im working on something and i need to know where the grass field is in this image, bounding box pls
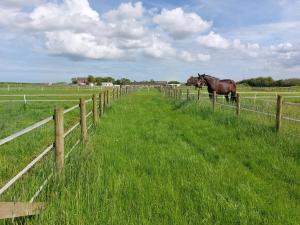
[9,90,296,225]
[0,87,299,224]
[0,88,98,198]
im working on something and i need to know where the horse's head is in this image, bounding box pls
[186,76,200,89]
[197,73,206,87]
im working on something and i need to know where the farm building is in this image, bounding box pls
[72,77,88,85]
[101,82,114,87]
[167,83,181,87]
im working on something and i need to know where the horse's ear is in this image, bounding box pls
[198,73,201,77]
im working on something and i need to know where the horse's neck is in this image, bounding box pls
[205,76,218,89]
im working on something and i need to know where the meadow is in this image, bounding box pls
[0,86,299,224]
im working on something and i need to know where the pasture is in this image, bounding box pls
[0,86,299,224]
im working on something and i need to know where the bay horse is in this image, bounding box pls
[186,76,202,89]
[197,73,237,102]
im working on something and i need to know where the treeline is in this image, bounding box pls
[237,77,300,87]
[72,75,180,85]
[90,76,131,85]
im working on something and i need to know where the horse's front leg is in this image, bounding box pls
[225,95,229,102]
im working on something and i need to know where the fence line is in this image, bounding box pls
[86,111,93,118]
[65,140,81,160]
[0,94,94,97]
[29,172,53,203]
[0,86,137,216]
[0,103,82,147]
[161,87,300,133]
[64,122,80,138]
[282,116,300,123]
[0,144,54,195]
[0,117,53,146]
[0,100,80,103]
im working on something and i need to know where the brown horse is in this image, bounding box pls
[186,76,202,89]
[198,73,237,102]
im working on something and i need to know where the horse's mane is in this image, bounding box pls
[203,74,219,80]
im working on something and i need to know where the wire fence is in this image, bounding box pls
[160,87,300,136]
[0,86,137,219]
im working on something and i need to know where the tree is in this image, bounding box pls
[237,76,300,87]
[114,78,131,85]
[71,78,77,84]
[168,81,180,84]
[87,75,96,84]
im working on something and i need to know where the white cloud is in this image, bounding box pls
[232,39,260,57]
[153,7,211,39]
[269,42,298,60]
[28,0,101,32]
[143,35,176,58]
[178,51,210,62]
[0,0,102,32]
[197,31,230,49]
[0,0,298,71]
[270,42,293,52]
[0,0,40,8]
[104,2,143,21]
[45,31,123,60]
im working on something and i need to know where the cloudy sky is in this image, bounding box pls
[0,0,300,82]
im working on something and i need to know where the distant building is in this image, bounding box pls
[113,84,121,87]
[101,82,114,87]
[73,77,88,85]
[167,83,181,87]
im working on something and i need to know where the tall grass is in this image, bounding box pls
[11,90,298,225]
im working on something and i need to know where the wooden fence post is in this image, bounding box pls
[92,94,98,125]
[99,92,103,117]
[276,95,283,132]
[106,90,109,105]
[103,91,106,111]
[197,89,200,101]
[236,93,240,116]
[112,89,115,101]
[187,89,189,100]
[213,91,216,112]
[80,98,87,141]
[54,108,64,174]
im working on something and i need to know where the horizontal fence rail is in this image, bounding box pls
[0,117,53,146]
[0,144,54,195]
[0,86,138,219]
[161,87,300,133]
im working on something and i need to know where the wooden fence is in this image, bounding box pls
[0,86,136,220]
[160,87,300,133]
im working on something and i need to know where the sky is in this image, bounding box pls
[0,0,300,83]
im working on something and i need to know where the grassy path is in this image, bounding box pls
[33,90,299,225]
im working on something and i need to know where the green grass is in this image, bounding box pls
[17,90,299,225]
[0,89,98,196]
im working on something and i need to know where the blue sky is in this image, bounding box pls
[0,0,299,83]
